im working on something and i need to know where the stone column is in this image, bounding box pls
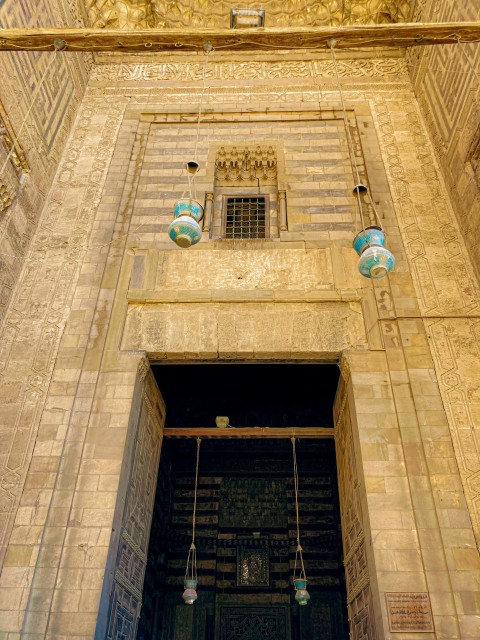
[278,190,287,231]
[203,191,214,233]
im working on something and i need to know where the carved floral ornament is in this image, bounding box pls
[86,0,414,29]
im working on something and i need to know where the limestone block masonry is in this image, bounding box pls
[0,45,478,640]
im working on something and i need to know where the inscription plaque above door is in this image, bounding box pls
[219,478,287,528]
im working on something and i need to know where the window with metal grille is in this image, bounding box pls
[225,196,267,239]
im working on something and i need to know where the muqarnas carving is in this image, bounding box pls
[215,145,277,185]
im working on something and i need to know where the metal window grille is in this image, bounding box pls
[225,196,266,239]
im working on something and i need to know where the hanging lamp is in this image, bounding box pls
[168,43,212,248]
[168,161,204,248]
[327,38,395,280]
[182,437,202,604]
[291,437,310,606]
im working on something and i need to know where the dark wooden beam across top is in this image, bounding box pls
[0,22,478,53]
[163,428,334,439]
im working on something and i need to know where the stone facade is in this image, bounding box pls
[0,6,479,639]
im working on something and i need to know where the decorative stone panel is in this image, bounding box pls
[121,301,366,359]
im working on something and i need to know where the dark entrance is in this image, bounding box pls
[137,363,348,640]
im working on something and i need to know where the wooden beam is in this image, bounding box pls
[0,22,478,53]
[163,427,334,439]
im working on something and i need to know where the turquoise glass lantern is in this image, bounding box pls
[295,588,310,606]
[294,579,310,605]
[353,226,395,279]
[168,215,202,248]
[358,245,395,279]
[174,198,204,222]
[168,161,204,248]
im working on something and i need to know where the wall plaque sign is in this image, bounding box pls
[385,593,434,633]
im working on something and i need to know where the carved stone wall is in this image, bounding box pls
[0,0,89,322]
[0,106,29,215]
[371,88,480,553]
[407,0,480,281]
[86,0,414,29]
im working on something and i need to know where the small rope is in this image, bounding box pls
[328,42,368,236]
[291,437,307,581]
[192,436,201,544]
[193,49,210,163]
[185,437,201,583]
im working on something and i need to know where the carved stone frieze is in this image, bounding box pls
[90,58,408,83]
[86,0,414,29]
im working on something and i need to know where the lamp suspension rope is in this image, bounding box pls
[187,42,211,202]
[182,437,201,604]
[328,38,395,279]
[327,38,369,234]
[168,42,211,248]
[291,437,310,605]
[194,46,211,165]
[292,436,306,580]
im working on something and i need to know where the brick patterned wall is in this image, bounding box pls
[135,115,355,242]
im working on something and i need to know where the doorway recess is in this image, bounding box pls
[136,362,347,640]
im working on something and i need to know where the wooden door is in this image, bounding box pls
[217,605,290,640]
[96,365,166,640]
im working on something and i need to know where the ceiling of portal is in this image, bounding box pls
[85,0,415,30]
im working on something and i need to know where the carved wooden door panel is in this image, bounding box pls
[97,365,166,640]
[334,377,376,640]
[217,605,289,640]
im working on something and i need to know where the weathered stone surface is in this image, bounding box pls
[152,248,334,291]
[122,301,366,358]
